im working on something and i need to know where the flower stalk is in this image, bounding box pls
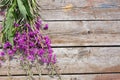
[7,55,12,80]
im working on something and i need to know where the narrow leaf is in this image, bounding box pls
[17,0,28,19]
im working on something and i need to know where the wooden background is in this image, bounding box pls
[0,0,120,80]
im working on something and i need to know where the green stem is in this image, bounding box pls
[50,64,62,80]
[7,55,12,80]
[35,56,42,80]
[35,63,42,80]
[21,61,33,80]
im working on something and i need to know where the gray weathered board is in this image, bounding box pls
[1,21,120,46]
[0,74,120,80]
[0,47,120,75]
[0,8,120,21]
[0,0,120,80]
[38,0,120,9]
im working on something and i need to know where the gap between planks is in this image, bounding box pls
[0,72,120,76]
[1,45,120,49]
[0,74,120,80]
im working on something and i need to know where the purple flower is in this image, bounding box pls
[1,16,56,64]
[35,19,42,30]
[44,36,51,44]
[41,57,47,63]
[3,42,12,49]
[29,49,35,55]
[44,24,48,30]
[13,46,17,52]
[14,22,19,27]
[32,48,38,54]
[29,31,36,37]
[37,17,42,23]
[52,54,57,64]
[48,53,52,63]
[29,41,35,47]
[24,23,30,27]
[48,47,53,54]
[27,55,35,61]
[38,49,45,56]
[0,52,5,57]
[7,50,14,56]
[14,32,21,39]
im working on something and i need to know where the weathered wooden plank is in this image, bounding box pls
[43,21,120,46]
[0,47,120,75]
[50,34,120,46]
[1,21,120,46]
[44,21,120,34]
[41,8,120,20]
[0,74,120,80]
[1,8,120,21]
[38,0,120,9]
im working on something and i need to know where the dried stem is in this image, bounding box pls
[35,62,42,80]
[7,55,12,80]
[50,64,62,80]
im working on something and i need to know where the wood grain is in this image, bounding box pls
[1,21,120,46]
[41,8,120,20]
[1,8,120,21]
[43,21,120,46]
[0,47,120,75]
[0,0,120,79]
[38,0,120,9]
[0,74,120,80]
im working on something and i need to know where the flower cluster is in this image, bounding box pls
[0,18,56,64]
[0,0,61,80]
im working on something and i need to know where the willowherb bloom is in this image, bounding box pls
[14,22,19,27]
[38,49,45,56]
[35,18,42,30]
[0,51,5,57]
[7,49,15,56]
[53,54,57,63]
[27,55,35,61]
[1,17,57,66]
[24,23,30,28]
[44,24,48,30]
[3,42,12,49]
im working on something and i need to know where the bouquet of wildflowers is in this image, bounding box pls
[0,0,61,80]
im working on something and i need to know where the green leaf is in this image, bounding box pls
[17,0,28,19]
[3,6,14,34]
[0,33,3,43]
[22,0,34,20]
[2,0,16,45]
[0,0,10,6]
[8,27,14,46]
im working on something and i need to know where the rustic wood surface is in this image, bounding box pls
[43,21,120,46]
[1,8,120,21]
[37,0,120,20]
[1,21,120,46]
[0,47,120,75]
[0,74,120,80]
[0,0,120,79]
[38,0,120,9]
[41,8,120,20]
